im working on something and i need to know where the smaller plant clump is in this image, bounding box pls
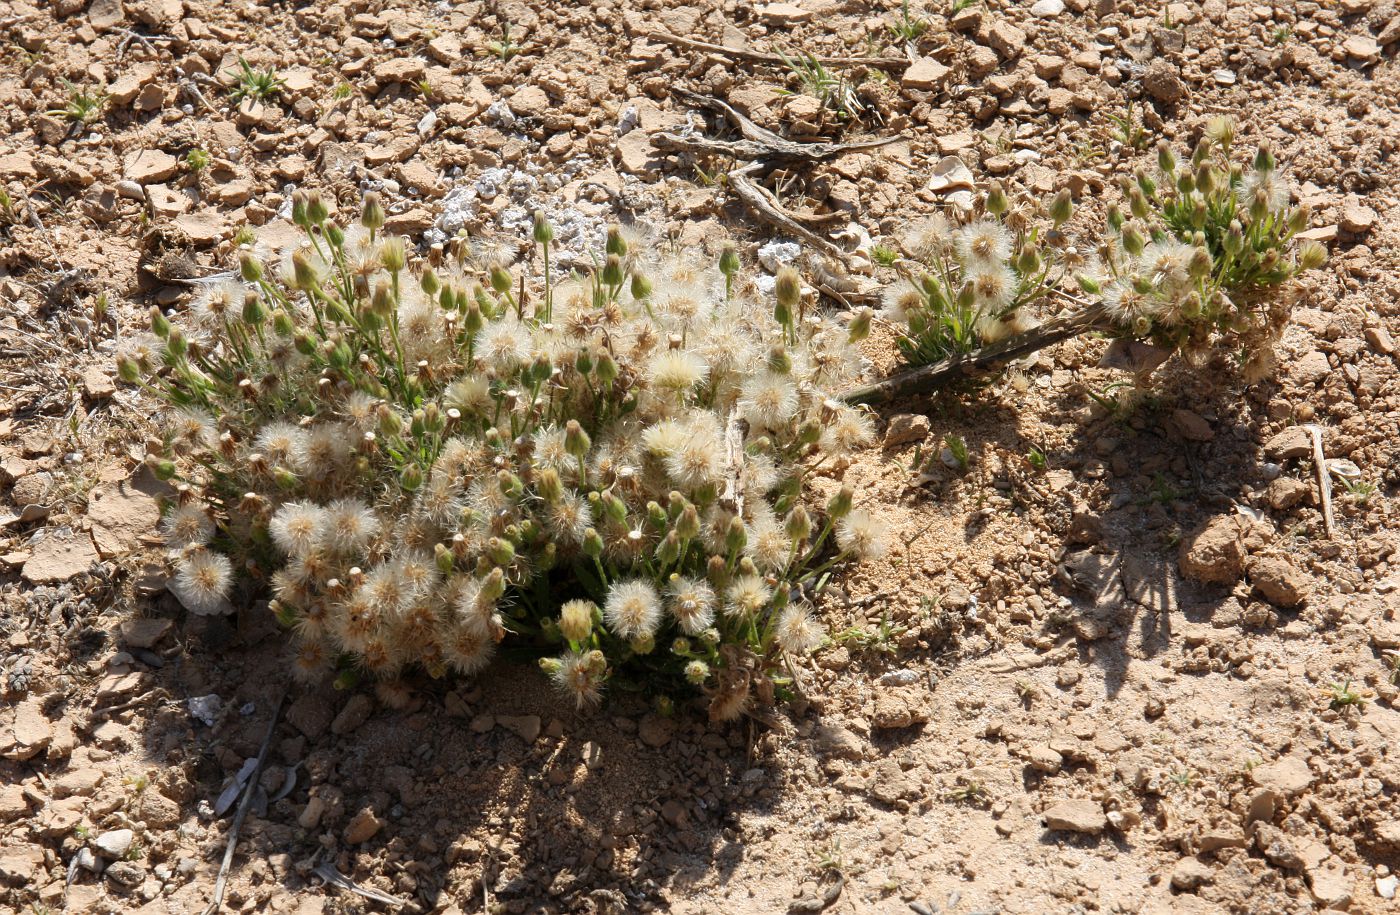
[1081,117,1325,376]
[881,117,1326,384]
[881,182,1075,365]
[48,79,107,123]
[228,57,285,105]
[119,193,884,719]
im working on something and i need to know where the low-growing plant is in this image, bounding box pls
[870,243,899,268]
[878,117,1326,388]
[487,20,522,62]
[888,0,929,42]
[777,47,865,122]
[1107,99,1150,152]
[48,79,106,123]
[228,57,284,104]
[881,183,1074,367]
[118,193,885,719]
[186,149,211,173]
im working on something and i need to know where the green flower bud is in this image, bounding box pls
[1106,204,1124,233]
[486,536,515,566]
[1253,142,1275,174]
[497,470,523,501]
[305,190,328,225]
[559,599,594,643]
[324,221,344,249]
[583,527,604,558]
[601,254,624,288]
[767,344,792,374]
[1156,142,1177,175]
[1016,246,1042,276]
[241,293,265,326]
[539,657,562,676]
[605,224,628,258]
[400,463,423,491]
[292,250,322,292]
[489,263,512,294]
[1128,189,1149,221]
[676,504,700,540]
[601,491,627,525]
[1049,188,1073,227]
[985,181,1008,217]
[290,191,308,228]
[294,333,316,356]
[273,466,298,490]
[435,543,455,574]
[150,306,170,339]
[421,268,441,297]
[706,554,728,589]
[1121,225,1146,258]
[827,485,854,519]
[361,191,385,231]
[775,265,801,313]
[151,458,177,481]
[655,529,681,565]
[1188,246,1212,280]
[646,501,667,530]
[463,303,483,335]
[532,209,554,245]
[594,350,618,386]
[1298,239,1327,271]
[848,307,873,344]
[1224,221,1245,256]
[480,567,506,601]
[116,355,141,384]
[724,515,747,554]
[719,241,740,278]
[629,633,655,656]
[272,309,294,337]
[630,271,652,301]
[1195,163,1216,196]
[379,236,406,273]
[1286,205,1310,236]
[785,505,812,542]
[1134,167,1156,198]
[564,419,591,458]
[240,253,263,283]
[537,468,563,503]
[165,327,187,360]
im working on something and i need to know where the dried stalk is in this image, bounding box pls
[643,29,912,72]
[842,305,1107,405]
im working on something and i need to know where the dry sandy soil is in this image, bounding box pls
[2,0,1400,913]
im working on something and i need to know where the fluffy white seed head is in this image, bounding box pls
[603,579,662,640]
[171,548,233,616]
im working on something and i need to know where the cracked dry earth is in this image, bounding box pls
[2,0,1400,913]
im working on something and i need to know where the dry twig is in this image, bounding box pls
[643,29,912,72]
[200,689,286,915]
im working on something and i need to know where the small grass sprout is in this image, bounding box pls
[49,79,107,123]
[776,47,865,121]
[871,243,900,268]
[1107,99,1150,152]
[487,20,522,61]
[1327,680,1366,711]
[119,193,884,720]
[889,0,929,42]
[228,57,285,104]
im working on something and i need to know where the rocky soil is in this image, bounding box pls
[2,0,1400,912]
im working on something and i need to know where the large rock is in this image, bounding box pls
[1043,798,1106,834]
[1179,516,1247,585]
[1247,556,1308,608]
[22,533,99,584]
